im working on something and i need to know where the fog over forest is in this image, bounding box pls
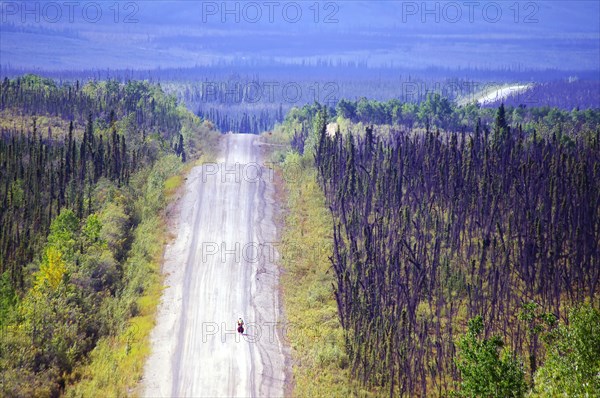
[1,1,599,71]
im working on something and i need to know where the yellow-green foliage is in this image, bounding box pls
[0,109,79,137]
[279,150,378,397]
[64,155,183,397]
[34,247,67,292]
[164,175,183,197]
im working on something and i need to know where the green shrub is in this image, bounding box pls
[531,304,600,397]
[455,316,527,398]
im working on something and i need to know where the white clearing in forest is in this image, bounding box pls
[476,84,533,105]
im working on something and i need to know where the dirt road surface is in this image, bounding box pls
[143,134,287,397]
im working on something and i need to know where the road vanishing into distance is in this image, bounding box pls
[143,134,287,397]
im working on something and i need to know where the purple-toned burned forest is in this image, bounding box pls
[312,106,600,396]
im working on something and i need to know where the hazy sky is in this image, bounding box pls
[1,1,599,70]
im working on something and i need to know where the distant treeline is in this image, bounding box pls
[307,104,600,395]
[4,62,596,83]
[0,75,183,136]
[180,78,600,134]
[286,95,599,151]
[197,104,285,135]
[3,65,597,134]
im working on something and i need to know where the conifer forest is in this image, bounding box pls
[1,1,599,397]
[312,104,599,395]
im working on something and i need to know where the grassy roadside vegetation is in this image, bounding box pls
[265,128,379,397]
[65,136,219,397]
